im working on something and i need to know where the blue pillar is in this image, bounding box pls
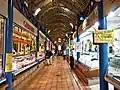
[44,38,47,51]
[98,1,108,90]
[36,29,39,58]
[68,37,70,56]
[5,0,13,90]
[77,28,80,61]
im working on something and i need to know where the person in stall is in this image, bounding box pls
[70,50,74,69]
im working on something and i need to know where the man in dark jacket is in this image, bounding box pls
[49,51,53,65]
[70,51,74,69]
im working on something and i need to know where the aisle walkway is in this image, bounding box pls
[21,57,81,90]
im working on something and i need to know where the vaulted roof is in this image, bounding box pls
[26,0,90,45]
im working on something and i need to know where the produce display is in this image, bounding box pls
[12,54,36,72]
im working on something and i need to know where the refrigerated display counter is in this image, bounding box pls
[106,7,120,84]
[0,15,6,84]
[78,31,99,70]
[12,53,45,76]
[12,54,36,75]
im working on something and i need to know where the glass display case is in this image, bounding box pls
[12,54,36,74]
[37,33,46,60]
[0,16,5,78]
[12,24,37,74]
[79,32,99,70]
[107,7,120,82]
[108,30,120,82]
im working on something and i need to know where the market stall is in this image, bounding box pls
[106,7,120,83]
[0,15,6,84]
[12,23,37,75]
[37,31,46,60]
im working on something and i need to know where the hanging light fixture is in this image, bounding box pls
[70,23,73,28]
[34,8,41,16]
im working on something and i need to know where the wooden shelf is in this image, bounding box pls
[105,75,120,89]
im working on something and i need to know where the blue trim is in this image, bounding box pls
[77,15,80,61]
[98,1,108,90]
[36,29,39,57]
[77,33,80,61]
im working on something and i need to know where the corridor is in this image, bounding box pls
[20,57,82,90]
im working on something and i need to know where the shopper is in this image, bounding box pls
[63,50,66,60]
[49,50,53,65]
[45,50,49,65]
[70,51,74,69]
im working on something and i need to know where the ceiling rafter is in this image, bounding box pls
[45,23,70,31]
[42,20,72,31]
[26,0,90,45]
[39,6,76,20]
[41,13,75,24]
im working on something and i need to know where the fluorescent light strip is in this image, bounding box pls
[34,8,41,16]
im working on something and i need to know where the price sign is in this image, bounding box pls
[94,30,114,43]
[5,53,12,72]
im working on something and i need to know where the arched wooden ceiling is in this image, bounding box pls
[26,0,90,45]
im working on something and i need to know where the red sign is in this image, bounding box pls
[23,21,34,32]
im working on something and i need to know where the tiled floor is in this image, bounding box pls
[21,57,81,90]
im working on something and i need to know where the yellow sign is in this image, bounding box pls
[5,53,12,72]
[69,45,74,49]
[37,52,40,57]
[94,30,114,43]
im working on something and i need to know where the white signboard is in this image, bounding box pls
[75,42,81,52]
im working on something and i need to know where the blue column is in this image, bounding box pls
[44,38,47,51]
[77,28,80,61]
[98,1,108,90]
[5,0,13,90]
[68,37,70,56]
[36,29,39,58]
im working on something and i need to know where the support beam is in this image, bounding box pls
[5,0,14,90]
[77,27,80,61]
[36,29,39,58]
[98,1,108,90]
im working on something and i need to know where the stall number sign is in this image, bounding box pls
[94,30,114,43]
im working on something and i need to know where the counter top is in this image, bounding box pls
[105,75,120,89]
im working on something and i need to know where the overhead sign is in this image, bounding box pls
[23,21,34,33]
[94,30,114,43]
[75,42,81,52]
